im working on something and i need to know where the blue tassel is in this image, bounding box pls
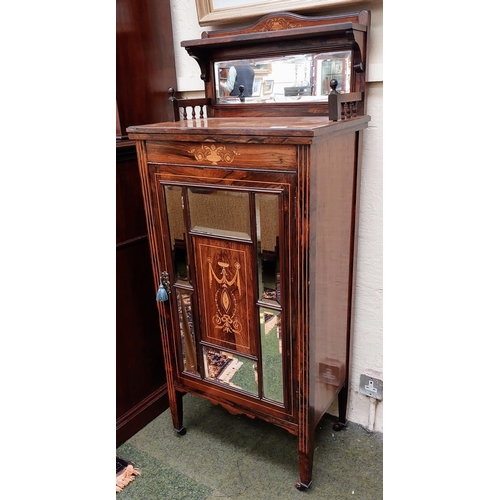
[156,284,168,302]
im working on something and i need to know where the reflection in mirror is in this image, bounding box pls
[260,308,284,403]
[256,193,280,304]
[189,188,251,240]
[165,185,190,284]
[177,290,199,375]
[203,347,258,396]
[215,51,351,104]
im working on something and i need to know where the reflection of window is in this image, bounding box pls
[314,51,351,95]
[253,78,262,96]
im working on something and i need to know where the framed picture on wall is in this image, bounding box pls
[252,78,262,96]
[263,80,274,95]
[195,0,369,26]
[254,63,272,75]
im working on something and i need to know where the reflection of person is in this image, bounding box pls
[220,62,255,97]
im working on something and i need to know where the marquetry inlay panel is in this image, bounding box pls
[145,141,297,171]
[257,17,304,32]
[188,144,240,165]
[194,235,256,356]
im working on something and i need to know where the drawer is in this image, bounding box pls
[146,141,297,171]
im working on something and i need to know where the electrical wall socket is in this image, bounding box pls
[359,373,383,400]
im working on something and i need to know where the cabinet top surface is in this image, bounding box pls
[127,115,370,141]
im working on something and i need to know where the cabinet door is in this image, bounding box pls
[161,183,288,408]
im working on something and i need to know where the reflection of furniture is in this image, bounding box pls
[127,10,370,490]
[284,85,313,97]
[116,0,177,446]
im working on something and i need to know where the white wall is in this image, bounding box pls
[169,0,383,433]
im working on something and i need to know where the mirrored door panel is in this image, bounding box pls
[259,307,283,404]
[165,185,190,285]
[188,188,251,240]
[256,193,280,305]
[203,346,259,397]
[176,289,199,376]
[162,183,287,406]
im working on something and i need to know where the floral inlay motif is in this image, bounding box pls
[258,17,303,32]
[207,257,242,337]
[189,144,240,165]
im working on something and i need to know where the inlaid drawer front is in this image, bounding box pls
[146,141,297,171]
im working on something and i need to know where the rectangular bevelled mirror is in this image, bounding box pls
[176,289,199,375]
[259,307,284,404]
[214,51,351,104]
[188,188,252,240]
[164,185,190,285]
[203,346,259,397]
[255,192,280,304]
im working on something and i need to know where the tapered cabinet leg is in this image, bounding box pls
[296,414,314,490]
[170,390,186,435]
[333,386,348,432]
[296,446,314,490]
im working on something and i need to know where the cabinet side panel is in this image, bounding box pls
[309,132,357,425]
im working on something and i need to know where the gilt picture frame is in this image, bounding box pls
[263,80,274,95]
[195,0,368,26]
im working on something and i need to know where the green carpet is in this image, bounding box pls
[116,393,382,499]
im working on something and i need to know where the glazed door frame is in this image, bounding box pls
[149,163,297,423]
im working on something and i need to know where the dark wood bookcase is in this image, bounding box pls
[116,0,177,446]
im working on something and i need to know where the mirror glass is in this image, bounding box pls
[165,185,190,284]
[176,289,199,375]
[189,188,251,240]
[256,193,280,304]
[215,51,351,104]
[203,346,259,396]
[259,308,283,403]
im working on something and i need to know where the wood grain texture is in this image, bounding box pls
[116,0,178,438]
[126,9,371,487]
[194,236,256,356]
[131,114,368,485]
[145,141,297,170]
[116,142,168,446]
[309,132,357,427]
[204,11,366,38]
[128,115,370,143]
[116,0,177,135]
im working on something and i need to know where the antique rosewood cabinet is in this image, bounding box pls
[127,10,370,489]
